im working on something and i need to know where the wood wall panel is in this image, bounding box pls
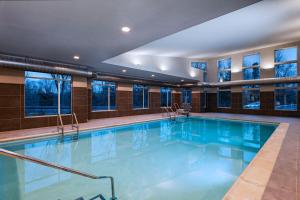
[191,93,200,112]
[0,83,22,131]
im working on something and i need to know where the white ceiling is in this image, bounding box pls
[0,0,260,83]
[0,0,259,64]
[125,0,300,59]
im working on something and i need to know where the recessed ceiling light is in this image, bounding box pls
[133,60,141,65]
[121,26,131,32]
[73,55,80,60]
[151,74,155,77]
[181,79,184,82]
[160,65,168,71]
[122,69,127,73]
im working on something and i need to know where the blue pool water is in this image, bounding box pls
[0,117,277,200]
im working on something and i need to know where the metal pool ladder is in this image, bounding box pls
[162,107,177,120]
[0,148,117,200]
[57,112,80,136]
[72,112,80,134]
[57,114,64,135]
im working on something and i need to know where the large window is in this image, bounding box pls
[181,88,192,104]
[217,58,231,108]
[92,81,116,111]
[25,71,72,116]
[191,61,207,82]
[218,88,231,108]
[133,84,149,109]
[160,87,172,107]
[274,47,298,111]
[242,53,260,109]
[218,58,231,82]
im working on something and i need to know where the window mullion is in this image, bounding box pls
[58,79,60,115]
[108,86,111,110]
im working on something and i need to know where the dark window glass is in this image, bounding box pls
[160,87,172,107]
[275,63,297,87]
[218,71,231,82]
[110,84,116,110]
[243,53,260,103]
[275,89,297,111]
[60,78,72,114]
[275,47,297,87]
[133,84,149,109]
[181,89,192,104]
[275,47,297,63]
[144,87,149,108]
[274,47,298,111]
[191,62,207,71]
[92,81,116,111]
[218,58,231,70]
[243,53,260,67]
[218,58,231,82]
[25,71,71,116]
[243,67,260,80]
[275,63,297,78]
[218,90,231,108]
[243,90,260,109]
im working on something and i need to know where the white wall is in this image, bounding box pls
[205,41,300,92]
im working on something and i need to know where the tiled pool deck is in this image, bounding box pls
[0,113,299,200]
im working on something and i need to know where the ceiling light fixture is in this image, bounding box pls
[263,64,274,69]
[190,71,196,77]
[121,26,131,33]
[231,68,241,73]
[160,65,168,71]
[133,60,141,65]
[122,69,127,73]
[73,55,80,60]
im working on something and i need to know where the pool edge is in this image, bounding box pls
[0,115,169,144]
[222,122,289,200]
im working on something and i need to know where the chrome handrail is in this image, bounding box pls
[163,107,176,120]
[57,114,64,135]
[0,148,117,200]
[72,112,79,133]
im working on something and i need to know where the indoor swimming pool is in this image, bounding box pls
[0,117,277,200]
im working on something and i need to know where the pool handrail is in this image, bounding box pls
[57,113,64,135]
[0,148,117,200]
[72,112,79,134]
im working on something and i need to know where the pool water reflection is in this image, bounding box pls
[0,117,276,200]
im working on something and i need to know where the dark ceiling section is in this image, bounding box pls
[0,0,261,78]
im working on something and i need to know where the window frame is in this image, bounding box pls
[181,88,192,104]
[132,84,149,110]
[274,46,298,65]
[91,80,117,112]
[242,87,261,110]
[217,88,232,109]
[274,87,298,111]
[242,53,261,110]
[24,71,72,118]
[217,57,231,82]
[160,87,172,108]
[274,47,298,111]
